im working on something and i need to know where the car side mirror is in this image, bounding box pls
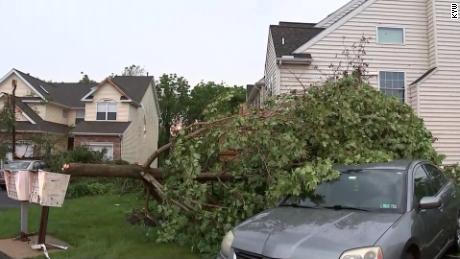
[419,196,441,210]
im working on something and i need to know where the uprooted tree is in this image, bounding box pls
[62,74,443,255]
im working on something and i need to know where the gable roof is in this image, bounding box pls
[270,22,324,57]
[0,95,70,134]
[48,82,98,108]
[316,0,369,28]
[14,69,96,108]
[112,76,153,103]
[81,76,153,105]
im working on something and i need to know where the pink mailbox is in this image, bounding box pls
[4,170,31,201]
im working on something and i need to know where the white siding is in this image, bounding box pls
[417,0,460,164]
[283,0,430,98]
[272,0,460,163]
[121,83,159,166]
[264,31,281,96]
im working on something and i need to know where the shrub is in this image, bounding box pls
[46,146,104,172]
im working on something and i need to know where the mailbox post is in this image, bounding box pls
[4,169,70,247]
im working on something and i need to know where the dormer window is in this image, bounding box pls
[97,101,117,121]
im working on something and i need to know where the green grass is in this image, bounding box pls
[0,194,199,259]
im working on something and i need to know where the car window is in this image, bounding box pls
[423,164,448,193]
[284,169,406,212]
[413,166,436,201]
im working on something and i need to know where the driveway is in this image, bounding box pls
[0,189,18,209]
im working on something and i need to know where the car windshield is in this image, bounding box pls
[282,169,406,213]
[4,161,31,170]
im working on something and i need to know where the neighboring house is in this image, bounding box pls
[0,69,160,166]
[248,0,460,164]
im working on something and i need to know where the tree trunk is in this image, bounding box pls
[11,80,17,159]
[62,163,235,182]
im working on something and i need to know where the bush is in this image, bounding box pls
[46,146,104,172]
[444,164,460,184]
[66,180,114,199]
[155,76,443,255]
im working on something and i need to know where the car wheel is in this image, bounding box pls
[405,252,415,259]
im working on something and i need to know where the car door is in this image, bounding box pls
[412,165,444,258]
[423,164,455,246]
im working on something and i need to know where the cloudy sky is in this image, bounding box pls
[0,0,349,86]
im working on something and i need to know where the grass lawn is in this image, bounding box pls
[0,194,200,259]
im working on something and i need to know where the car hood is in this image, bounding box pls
[232,207,402,259]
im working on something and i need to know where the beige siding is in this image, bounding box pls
[67,110,77,126]
[417,0,460,164]
[28,103,46,119]
[84,82,130,122]
[0,74,39,97]
[284,0,430,100]
[264,31,281,96]
[44,103,67,125]
[122,83,159,166]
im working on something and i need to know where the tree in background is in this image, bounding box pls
[122,65,147,76]
[186,82,245,123]
[0,101,14,160]
[79,72,98,85]
[155,74,191,150]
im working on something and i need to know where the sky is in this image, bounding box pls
[0,0,349,86]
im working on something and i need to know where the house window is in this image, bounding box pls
[96,102,117,121]
[86,143,114,160]
[75,110,85,124]
[377,27,404,44]
[379,71,405,102]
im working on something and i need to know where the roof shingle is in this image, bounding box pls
[270,22,324,57]
[72,121,131,135]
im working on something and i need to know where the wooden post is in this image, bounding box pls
[11,79,17,159]
[38,206,50,244]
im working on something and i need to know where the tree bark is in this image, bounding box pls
[62,163,235,182]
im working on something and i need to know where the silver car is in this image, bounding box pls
[219,160,460,259]
[0,160,47,189]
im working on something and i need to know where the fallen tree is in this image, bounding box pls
[62,163,235,182]
[59,75,443,256]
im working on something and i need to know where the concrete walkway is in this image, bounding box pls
[0,235,69,259]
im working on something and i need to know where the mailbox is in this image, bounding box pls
[4,170,31,201]
[29,170,70,207]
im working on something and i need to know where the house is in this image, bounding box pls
[0,69,160,166]
[248,0,460,164]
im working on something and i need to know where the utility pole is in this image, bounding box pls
[11,79,17,159]
[10,79,28,238]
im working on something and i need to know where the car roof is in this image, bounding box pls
[336,160,428,172]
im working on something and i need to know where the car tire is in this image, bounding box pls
[405,252,415,259]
